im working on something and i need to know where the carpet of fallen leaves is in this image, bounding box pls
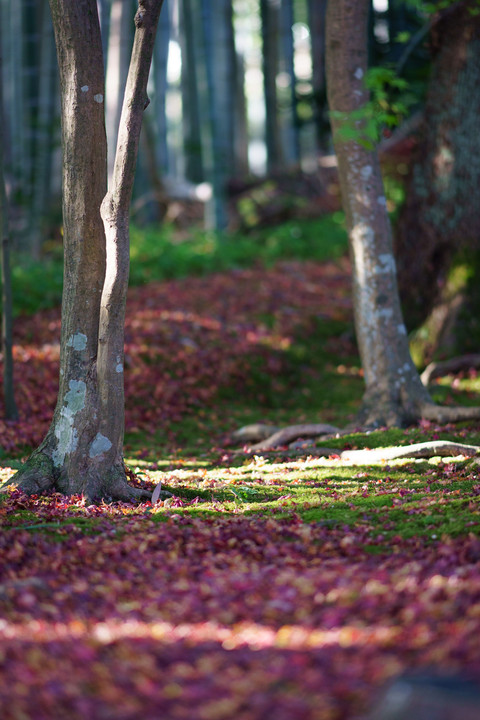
[1,489,480,720]
[2,259,480,718]
[0,259,352,454]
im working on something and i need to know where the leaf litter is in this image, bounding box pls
[1,260,480,717]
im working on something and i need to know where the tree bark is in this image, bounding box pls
[97,0,165,498]
[279,0,300,166]
[0,29,18,421]
[200,0,235,230]
[4,0,164,503]
[180,0,204,183]
[395,3,480,329]
[307,0,329,153]
[105,0,134,186]
[261,0,283,173]
[325,0,480,428]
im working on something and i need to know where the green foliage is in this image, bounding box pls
[130,215,348,285]
[10,255,64,316]
[2,215,348,317]
[406,0,480,15]
[331,67,414,150]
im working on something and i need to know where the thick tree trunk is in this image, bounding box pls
[325,0,480,428]
[395,4,480,329]
[20,0,110,498]
[5,0,164,503]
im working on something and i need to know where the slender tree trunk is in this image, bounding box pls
[0,30,18,421]
[97,0,111,64]
[233,50,249,176]
[153,0,170,176]
[261,0,283,173]
[325,0,480,427]
[395,3,480,329]
[200,0,235,230]
[279,0,300,166]
[106,0,135,186]
[180,0,204,183]
[98,0,164,498]
[27,0,57,259]
[307,0,328,152]
[8,0,28,246]
[5,0,164,502]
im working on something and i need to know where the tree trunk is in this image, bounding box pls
[307,0,329,153]
[180,0,204,183]
[5,0,164,503]
[395,3,480,329]
[0,28,18,420]
[27,0,57,259]
[152,0,170,176]
[261,0,283,173]
[105,0,135,186]
[325,0,480,428]
[279,0,300,166]
[200,0,235,231]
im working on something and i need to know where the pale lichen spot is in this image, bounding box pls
[377,195,387,207]
[52,380,87,467]
[354,67,364,80]
[94,94,104,104]
[375,253,396,275]
[64,380,87,414]
[397,323,407,335]
[360,165,372,181]
[377,307,394,320]
[81,85,89,93]
[116,363,123,373]
[89,433,113,458]
[67,332,87,351]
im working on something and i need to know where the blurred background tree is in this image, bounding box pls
[0,0,479,367]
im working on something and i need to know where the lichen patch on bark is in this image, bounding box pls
[67,333,88,351]
[89,433,113,458]
[52,380,87,467]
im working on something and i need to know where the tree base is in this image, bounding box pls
[354,384,480,429]
[0,450,152,505]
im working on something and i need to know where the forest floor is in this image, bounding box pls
[1,251,480,718]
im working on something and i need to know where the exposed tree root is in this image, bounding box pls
[247,423,342,452]
[240,440,479,464]
[231,424,281,443]
[421,354,480,386]
[338,440,479,464]
[420,402,480,424]
[236,403,480,458]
